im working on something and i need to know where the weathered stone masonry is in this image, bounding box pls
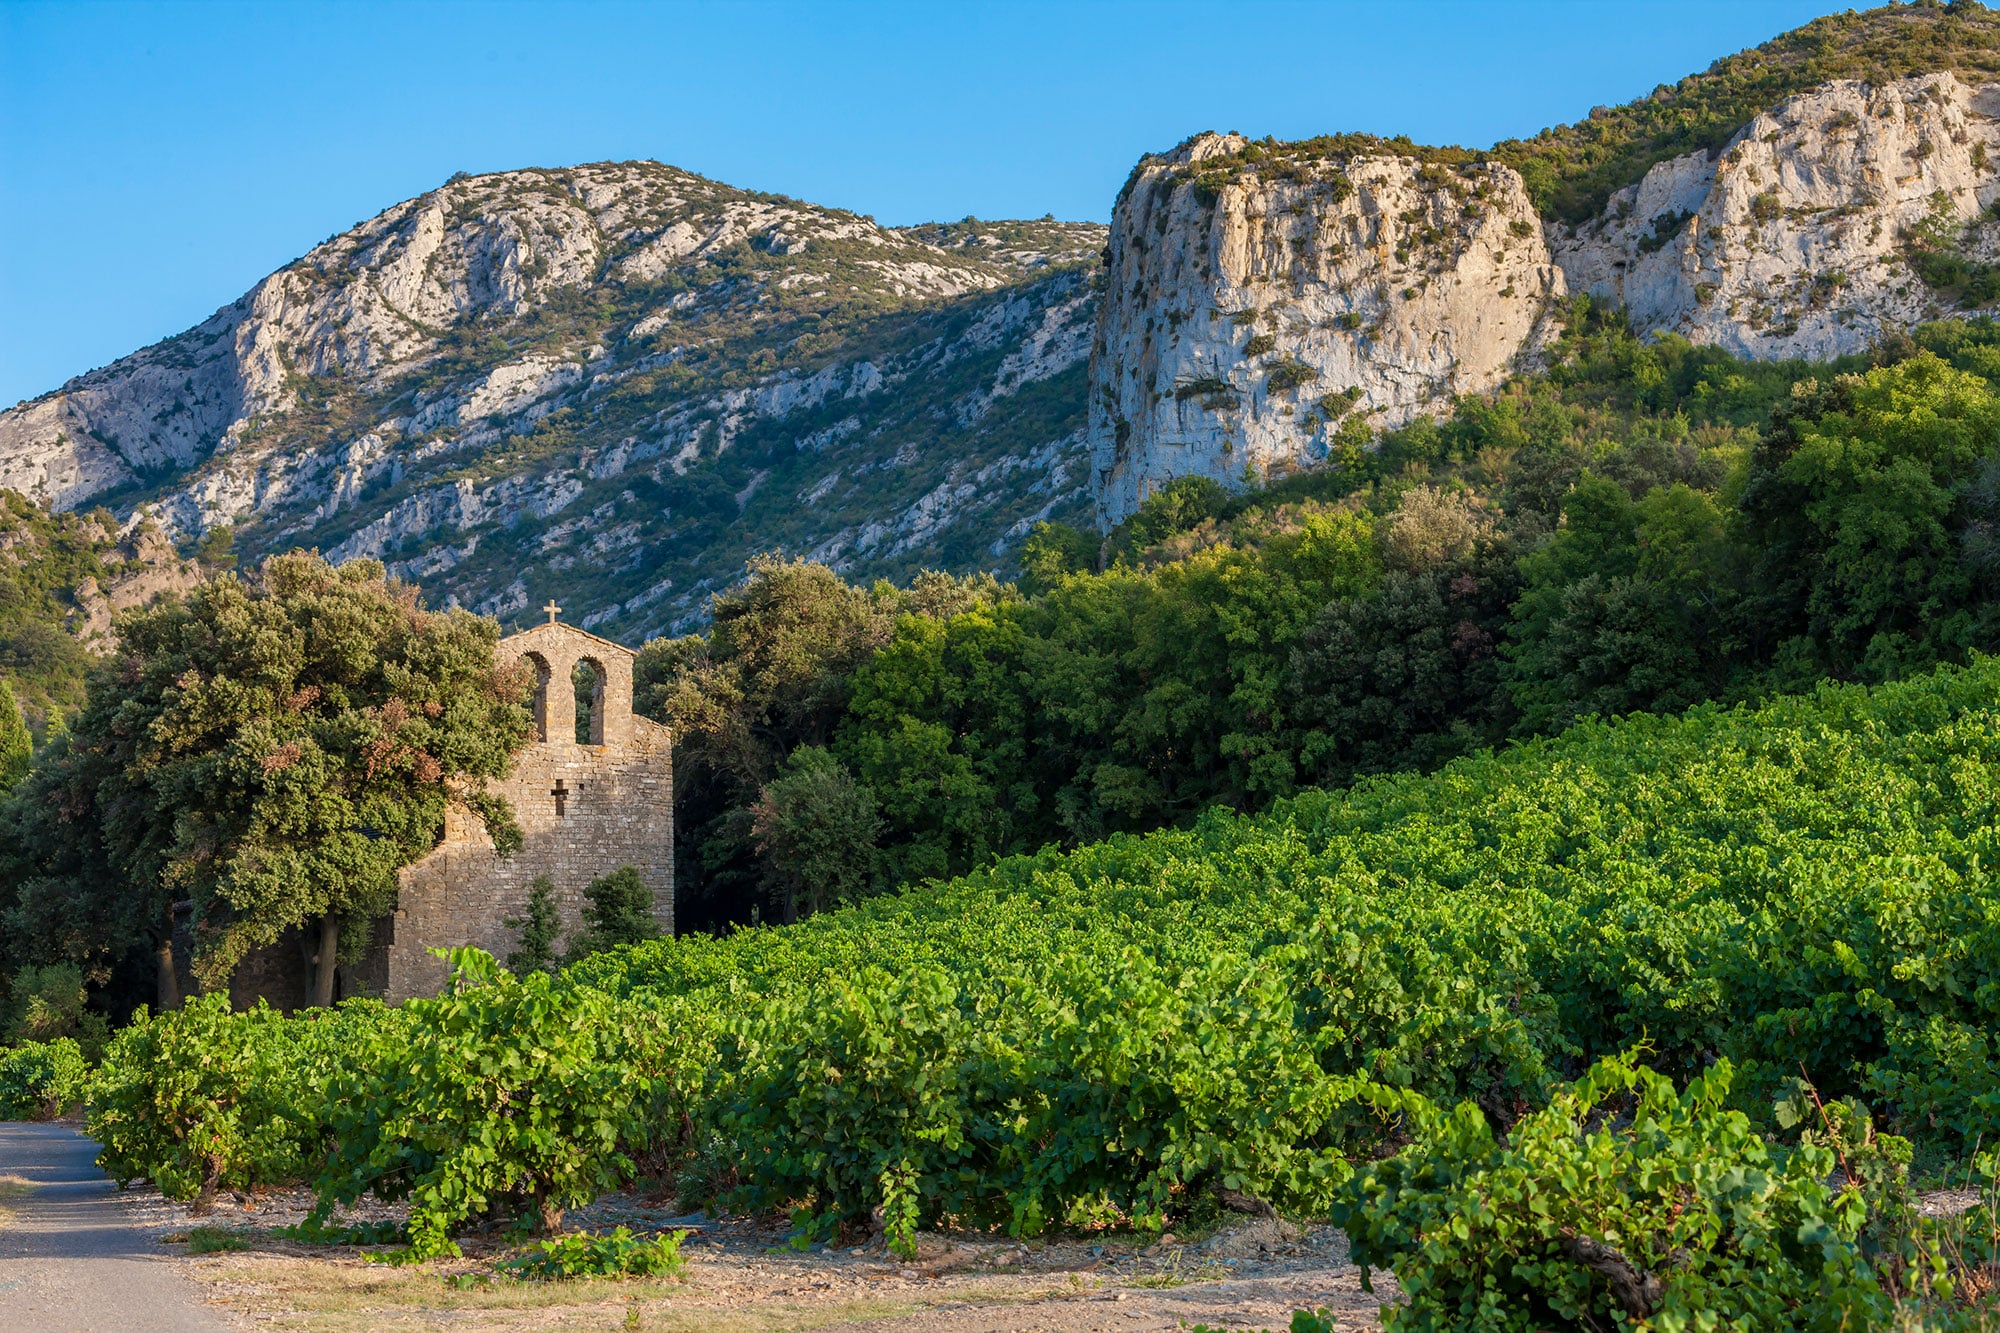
[348,617,674,1002]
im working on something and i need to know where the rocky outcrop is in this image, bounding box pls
[1087,133,1567,525]
[1086,75,2000,526]
[68,526,204,648]
[1554,73,2000,359]
[0,163,1106,639]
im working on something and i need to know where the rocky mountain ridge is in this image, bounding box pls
[0,162,1104,638]
[14,4,2000,607]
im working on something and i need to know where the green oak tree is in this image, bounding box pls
[7,552,531,1007]
[751,746,882,920]
[1741,351,2000,679]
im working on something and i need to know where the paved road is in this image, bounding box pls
[0,1122,226,1332]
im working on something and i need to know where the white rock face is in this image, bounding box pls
[0,396,137,508]
[0,160,1107,637]
[452,353,592,426]
[1085,77,2000,526]
[1554,73,2000,358]
[0,163,1100,539]
[1087,134,1567,525]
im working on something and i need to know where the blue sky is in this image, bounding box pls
[2,0,1836,407]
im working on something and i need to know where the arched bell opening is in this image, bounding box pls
[523,652,553,743]
[573,657,606,746]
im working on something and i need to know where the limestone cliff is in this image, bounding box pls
[0,163,1104,638]
[1553,72,2000,359]
[1089,69,2000,526]
[1087,134,1566,524]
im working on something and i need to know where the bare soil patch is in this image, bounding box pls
[122,1183,1389,1331]
[100,1164,2000,1330]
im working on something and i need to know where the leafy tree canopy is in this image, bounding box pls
[751,745,881,920]
[644,306,2000,930]
[2,551,531,1002]
[0,679,30,793]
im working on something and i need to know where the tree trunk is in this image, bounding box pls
[155,896,181,1012]
[155,936,180,1012]
[310,914,339,1008]
[1559,1233,1664,1320]
[191,1156,222,1216]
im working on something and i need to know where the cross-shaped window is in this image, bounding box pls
[552,778,569,816]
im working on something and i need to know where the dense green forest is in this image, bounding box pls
[12,301,2000,995]
[644,301,2000,931]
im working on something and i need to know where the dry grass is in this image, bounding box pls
[165,1225,254,1254]
[185,1251,935,1332]
[144,1198,1375,1330]
[1125,1250,1230,1290]
[1956,1262,2000,1307]
[0,1172,35,1227]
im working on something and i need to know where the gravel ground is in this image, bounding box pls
[67,1148,2000,1331]
[117,1179,1389,1330]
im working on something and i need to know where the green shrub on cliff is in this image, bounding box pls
[1497,3,2000,222]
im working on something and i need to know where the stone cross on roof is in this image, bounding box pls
[543,600,562,624]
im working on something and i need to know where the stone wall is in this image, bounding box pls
[365,718,673,1000]
[234,619,673,1008]
[362,620,673,1001]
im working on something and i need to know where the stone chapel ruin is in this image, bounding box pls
[231,613,674,1007]
[364,614,675,1000]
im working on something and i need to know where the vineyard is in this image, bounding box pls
[8,655,1997,1325]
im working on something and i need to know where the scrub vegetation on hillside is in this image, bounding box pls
[1500,0,2000,221]
[645,302,2000,931]
[1169,3,2000,228]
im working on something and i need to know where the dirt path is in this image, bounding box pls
[0,1121,229,1332]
